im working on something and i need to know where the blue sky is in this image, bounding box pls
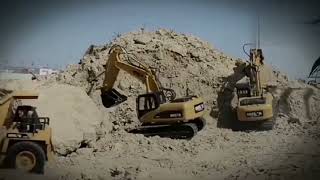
[0,0,319,79]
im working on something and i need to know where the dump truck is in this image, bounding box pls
[0,89,53,174]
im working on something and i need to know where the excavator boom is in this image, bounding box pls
[100,45,163,108]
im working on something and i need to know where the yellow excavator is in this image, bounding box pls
[99,45,206,138]
[233,43,276,130]
[0,89,53,174]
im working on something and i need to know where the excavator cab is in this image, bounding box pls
[136,91,166,119]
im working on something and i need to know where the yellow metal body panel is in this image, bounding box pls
[0,100,12,128]
[102,46,161,94]
[0,127,53,160]
[141,97,205,124]
[237,93,273,121]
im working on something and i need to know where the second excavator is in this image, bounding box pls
[233,45,276,130]
[98,45,206,139]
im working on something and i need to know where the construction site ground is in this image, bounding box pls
[0,29,319,180]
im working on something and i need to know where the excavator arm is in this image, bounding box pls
[101,46,161,93]
[100,45,174,108]
[97,45,206,139]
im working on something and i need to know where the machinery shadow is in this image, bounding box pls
[303,88,314,120]
[212,64,247,129]
[277,87,315,121]
[277,87,294,114]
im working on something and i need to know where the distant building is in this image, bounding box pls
[39,68,59,76]
[0,65,60,80]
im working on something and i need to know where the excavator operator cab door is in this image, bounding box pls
[136,93,160,119]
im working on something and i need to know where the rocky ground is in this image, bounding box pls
[0,29,319,180]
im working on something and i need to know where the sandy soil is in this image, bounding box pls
[0,29,319,180]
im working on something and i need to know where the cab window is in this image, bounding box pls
[137,93,160,118]
[138,95,156,110]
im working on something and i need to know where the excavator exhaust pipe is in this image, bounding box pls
[101,89,128,108]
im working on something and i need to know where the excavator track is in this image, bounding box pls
[128,123,198,139]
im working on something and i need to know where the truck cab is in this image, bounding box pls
[0,89,53,174]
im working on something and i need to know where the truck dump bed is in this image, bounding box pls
[0,89,13,100]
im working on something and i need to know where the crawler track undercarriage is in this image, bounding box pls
[128,118,206,139]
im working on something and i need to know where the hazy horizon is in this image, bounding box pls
[0,0,319,80]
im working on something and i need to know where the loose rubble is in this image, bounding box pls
[0,29,319,180]
[34,84,112,155]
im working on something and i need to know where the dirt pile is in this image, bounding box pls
[46,29,289,130]
[48,29,237,100]
[38,29,320,180]
[34,84,112,155]
[1,29,320,180]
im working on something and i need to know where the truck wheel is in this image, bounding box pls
[6,141,45,174]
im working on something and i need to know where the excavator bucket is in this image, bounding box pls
[101,88,128,108]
